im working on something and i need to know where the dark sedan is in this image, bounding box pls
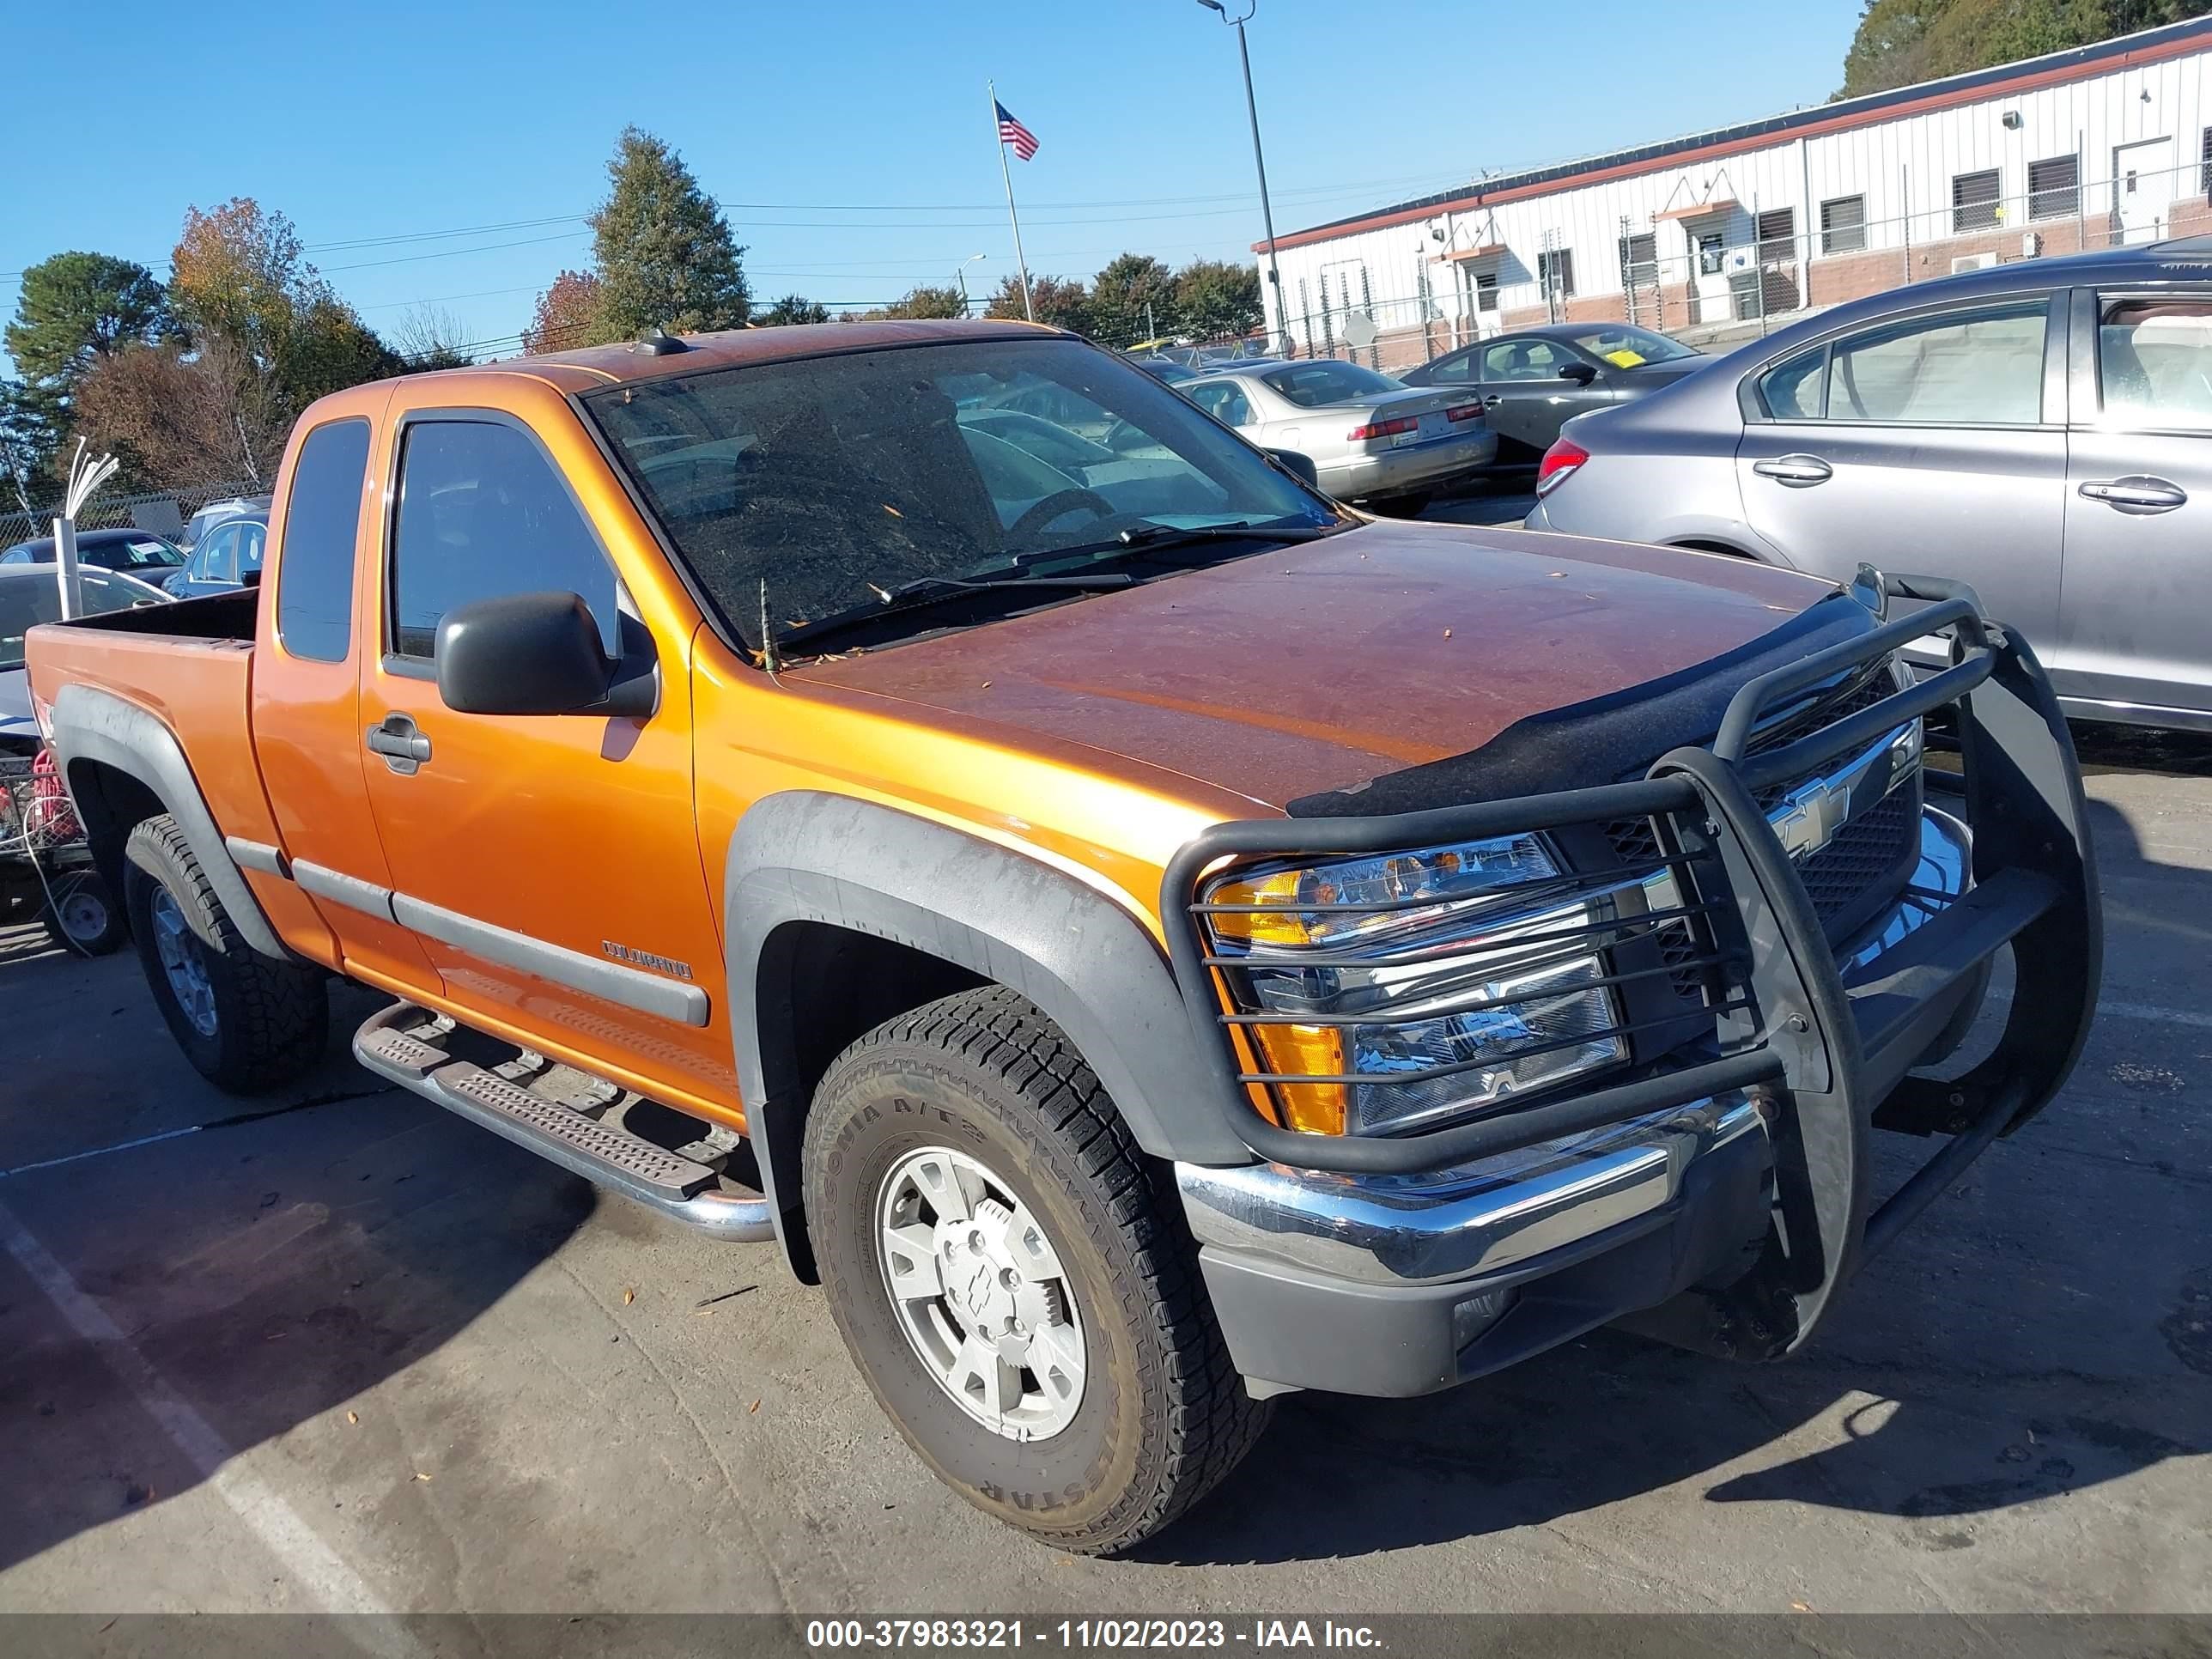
[0,527,186,579]
[1397,322,1707,463]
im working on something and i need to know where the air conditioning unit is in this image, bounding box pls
[1951,252,2002,273]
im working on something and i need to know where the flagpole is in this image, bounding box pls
[989,80,1036,322]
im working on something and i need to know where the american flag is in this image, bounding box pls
[995,100,1039,161]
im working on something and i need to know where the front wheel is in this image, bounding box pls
[122,815,328,1091]
[802,987,1269,1554]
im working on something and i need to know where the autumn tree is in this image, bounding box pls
[590,127,750,338]
[1170,258,1263,342]
[73,337,289,490]
[522,270,612,354]
[392,305,474,368]
[756,294,832,325]
[1085,253,1177,347]
[866,285,969,320]
[985,273,1091,332]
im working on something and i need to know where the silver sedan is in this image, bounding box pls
[1179,359,1497,512]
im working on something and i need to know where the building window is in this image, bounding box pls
[2202,127,2212,197]
[1472,270,1498,312]
[1953,168,2002,232]
[1618,231,1657,288]
[1756,207,1796,263]
[2028,154,2080,221]
[1696,232,1726,276]
[1820,195,1867,255]
[1538,247,1575,299]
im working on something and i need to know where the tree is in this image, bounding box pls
[392,305,475,368]
[522,270,613,354]
[4,252,172,392]
[866,285,969,320]
[0,380,60,512]
[1839,0,2212,97]
[1171,258,1263,342]
[169,198,322,360]
[985,273,1091,332]
[1085,252,1177,347]
[73,338,289,490]
[756,294,832,326]
[590,127,750,338]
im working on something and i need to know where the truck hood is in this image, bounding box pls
[787,520,1834,811]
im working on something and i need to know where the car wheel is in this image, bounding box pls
[1367,490,1432,517]
[38,869,126,955]
[122,814,327,1091]
[802,986,1269,1554]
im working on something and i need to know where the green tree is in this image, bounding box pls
[866,285,969,320]
[1171,258,1263,342]
[1085,253,1177,347]
[4,252,172,393]
[985,273,1091,331]
[757,294,832,325]
[1839,0,2212,98]
[590,126,750,338]
[0,379,61,508]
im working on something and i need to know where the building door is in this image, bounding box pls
[2112,137,2176,244]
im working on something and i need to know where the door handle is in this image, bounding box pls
[2079,476,2187,514]
[1481,394,1503,408]
[365,713,432,775]
[1752,453,1833,487]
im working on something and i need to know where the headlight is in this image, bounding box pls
[1202,835,1630,1136]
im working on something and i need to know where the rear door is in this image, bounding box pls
[2056,287,2212,719]
[356,393,735,1110]
[1477,337,1611,455]
[1732,293,2069,650]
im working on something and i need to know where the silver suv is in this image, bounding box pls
[1525,235,2212,732]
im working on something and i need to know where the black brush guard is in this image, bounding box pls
[1161,574,2100,1355]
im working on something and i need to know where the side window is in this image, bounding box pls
[1758,303,2048,426]
[389,419,618,661]
[276,418,373,663]
[200,526,237,584]
[1482,340,1567,382]
[2097,296,2212,428]
[1427,349,1479,386]
[1214,386,1253,427]
[238,522,267,576]
[1187,382,1243,424]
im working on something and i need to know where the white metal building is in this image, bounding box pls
[1256,15,2212,368]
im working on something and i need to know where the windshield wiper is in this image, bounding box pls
[778,568,1132,653]
[1032,520,1341,566]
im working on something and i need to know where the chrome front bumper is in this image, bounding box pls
[1176,804,1973,1293]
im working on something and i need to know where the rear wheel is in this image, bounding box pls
[802,986,1269,1554]
[123,815,327,1091]
[1366,490,1433,518]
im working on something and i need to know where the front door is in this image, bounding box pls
[2057,287,2212,720]
[1478,337,1612,459]
[356,398,736,1110]
[1735,294,2069,653]
[2112,137,2177,245]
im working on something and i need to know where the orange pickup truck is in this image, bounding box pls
[27,319,2099,1553]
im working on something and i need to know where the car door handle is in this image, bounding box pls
[1481,394,1503,408]
[365,714,432,775]
[1752,454,1833,487]
[2079,476,2187,514]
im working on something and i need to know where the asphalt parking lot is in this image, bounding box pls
[1,720,2206,1624]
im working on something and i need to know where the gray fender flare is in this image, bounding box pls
[46,682,289,961]
[727,791,1255,1260]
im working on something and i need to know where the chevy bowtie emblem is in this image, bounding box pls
[1773,774,1855,860]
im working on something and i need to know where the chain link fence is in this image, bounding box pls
[0,477,265,550]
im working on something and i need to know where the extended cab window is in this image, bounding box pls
[276,419,371,663]
[389,420,618,660]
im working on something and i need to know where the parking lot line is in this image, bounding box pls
[1990,988,2212,1030]
[0,1196,410,1641]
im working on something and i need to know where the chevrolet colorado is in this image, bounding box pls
[27,319,2100,1554]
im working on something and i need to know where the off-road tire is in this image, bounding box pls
[122,814,327,1091]
[802,986,1270,1554]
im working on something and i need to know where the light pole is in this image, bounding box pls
[955,253,988,317]
[1196,0,1284,353]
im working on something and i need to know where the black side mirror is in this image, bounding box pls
[435,590,656,718]
[1263,447,1322,489]
[1558,361,1600,386]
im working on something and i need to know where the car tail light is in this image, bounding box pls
[1444,404,1484,422]
[1535,437,1589,496]
[1346,416,1419,441]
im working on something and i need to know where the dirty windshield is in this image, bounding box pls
[585,336,1334,653]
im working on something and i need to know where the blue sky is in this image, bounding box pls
[3,0,1859,359]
